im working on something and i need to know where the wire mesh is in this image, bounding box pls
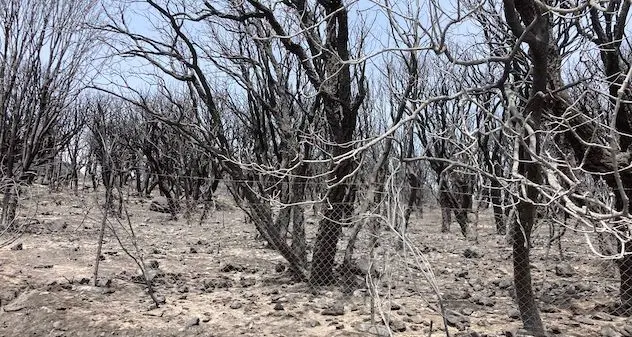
[0,176,630,336]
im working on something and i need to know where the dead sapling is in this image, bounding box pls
[108,203,162,308]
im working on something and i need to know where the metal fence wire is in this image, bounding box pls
[1,179,631,336]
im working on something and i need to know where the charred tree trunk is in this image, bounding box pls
[291,205,307,267]
[1,181,18,230]
[439,188,452,233]
[513,141,545,335]
[311,162,356,285]
[490,177,506,234]
[309,0,362,287]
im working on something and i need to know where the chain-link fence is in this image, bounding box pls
[0,178,630,336]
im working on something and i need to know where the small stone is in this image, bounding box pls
[410,315,424,324]
[455,332,482,337]
[508,309,520,319]
[499,279,513,289]
[356,323,390,337]
[576,283,593,292]
[555,263,575,277]
[445,309,469,329]
[390,302,401,310]
[189,247,197,254]
[274,303,284,311]
[185,317,200,328]
[550,325,562,334]
[52,321,63,330]
[472,296,495,307]
[461,307,474,316]
[240,278,256,287]
[335,324,345,330]
[463,248,482,258]
[601,325,623,337]
[322,302,345,316]
[390,319,406,332]
[229,301,242,309]
[220,263,244,272]
[97,278,112,288]
[10,243,23,251]
[307,320,321,327]
[155,294,166,304]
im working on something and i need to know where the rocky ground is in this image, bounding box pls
[0,185,630,337]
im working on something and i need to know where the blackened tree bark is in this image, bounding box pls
[309,0,364,285]
[503,0,549,334]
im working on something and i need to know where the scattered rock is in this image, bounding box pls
[461,307,474,316]
[389,319,406,332]
[203,277,232,290]
[541,304,559,313]
[463,248,482,259]
[96,278,112,288]
[508,309,520,319]
[576,283,593,292]
[322,302,345,316]
[274,303,284,311]
[356,323,391,337]
[10,243,23,251]
[472,296,495,307]
[240,277,256,288]
[220,262,245,273]
[185,317,200,328]
[550,325,562,334]
[52,321,64,330]
[306,320,321,327]
[229,301,242,309]
[601,325,623,337]
[514,328,539,336]
[555,263,575,277]
[445,309,469,330]
[498,279,513,290]
[155,294,166,304]
[409,315,424,324]
[390,302,401,311]
[455,332,481,337]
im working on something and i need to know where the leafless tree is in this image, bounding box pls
[0,0,101,228]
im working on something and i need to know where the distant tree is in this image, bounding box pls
[0,0,100,228]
